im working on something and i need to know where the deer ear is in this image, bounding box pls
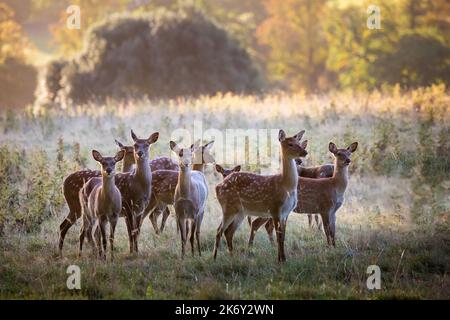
[293,130,306,141]
[115,139,125,149]
[204,140,214,150]
[148,132,159,144]
[278,130,286,142]
[131,130,138,142]
[329,142,338,154]
[169,141,179,153]
[300,139,308,149]
[233,165,241,172]
[215,164,224,174]
[115,150,125,162]
[92,150,103,162]
[348,142,358,153]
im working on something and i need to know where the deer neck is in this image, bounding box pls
[178,167,192,198]
[281,151,298,191]
[333,162,349,192]
[192,163,204,172]
[135,157,151,185]
[122,161,134,173]
[101,174,116,200]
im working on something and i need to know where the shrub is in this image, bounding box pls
[43,9,264,106]
[0,57,37,109]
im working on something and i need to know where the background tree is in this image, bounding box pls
[256,0,330,92]
[0,3,37,109]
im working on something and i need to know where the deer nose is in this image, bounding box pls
[137,151,143,157]
[345,159,351,164]
[106,168,112,174]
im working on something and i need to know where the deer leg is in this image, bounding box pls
[195,212,203,256]
[99,218,108,260]
[78,218,88,258]
[109,216,118,261]
[160,207,171,234]
[308,214,313,228]
[124,211,134,254]
[213,213,235,260]
[189,220,196,256]
[248,217,269,247]
[178,217,187,259]
[280,217,287,262]
[247,216,252,226]
[59,213,76,257]
[265,219,275,245]
[272,216,282,262]
[225,214,244,254]
[315,214,323,231]
[133,213,140,253]
[329,211,336,247]
[320,213,332,246]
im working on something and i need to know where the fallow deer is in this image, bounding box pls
[248,142,358,247]
[58,133,167,256]
[115,130,159,253]
[115,139,135,172]
[248,158,335,243]
[144,141,215,235]
[213,129,308,262]
[215,164,241,178]
[168,141,209,258]
[78,150,124,259]
[115,139,178,233]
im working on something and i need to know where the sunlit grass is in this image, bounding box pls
[0,87,449,299]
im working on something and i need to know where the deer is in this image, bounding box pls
[78,150,124,260]
[115,139,135,172]
[297,158,334,229]
[115,139,178,233]
[248,142,358,248]
[143,140,215,235]
[213,129,308,262]
[247,157,335,243]
[166,141,210,258]
[114,130,159,253]
[215,164,241,178]
[58,132,176,256]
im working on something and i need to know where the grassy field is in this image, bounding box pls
[0,87,449,299]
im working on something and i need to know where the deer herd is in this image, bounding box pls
[58,129,358,262]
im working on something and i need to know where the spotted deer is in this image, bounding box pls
[58,133,173,256]
[213,130,308,262]
[297,158,334,229]
[144,141,215,235]
[115,139,135,172]
[115,139,178,233]
[248,142,358,247]
[215,164,241,178]
[78,150,124,259]
[168,141,209,258]
[115,130,159,253]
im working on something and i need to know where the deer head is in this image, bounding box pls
[328,142,358,167]
[92,150,125,178]
[170,141,195,170]
[215,164,241,178]
[115,139,135,168]
[130,130,159,162]
[192,140,215,165]
[278,129,308,159]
